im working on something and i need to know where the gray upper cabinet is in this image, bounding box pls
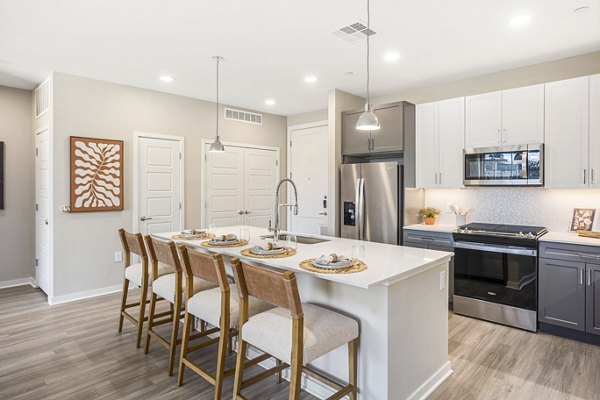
[587,263,600,335]
[342,102,414,156]
[538,258,586,331]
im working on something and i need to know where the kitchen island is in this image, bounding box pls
[155,226,453,400]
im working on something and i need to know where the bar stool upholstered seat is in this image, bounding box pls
[125,261,173,287]
[153,274,216,304]
[242,304,359,365]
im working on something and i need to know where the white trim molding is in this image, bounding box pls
[0,277,37,290]
[132,131,185,232]
[48,284,122,305]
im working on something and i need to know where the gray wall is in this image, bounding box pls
[0,86,34,284]
[374,51,600,105]
[287,109,328,127]
[51,72,287,298]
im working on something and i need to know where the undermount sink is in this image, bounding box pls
[260,234,330,245]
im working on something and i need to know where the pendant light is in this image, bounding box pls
[356,0,380,131]
[209,56,225,152]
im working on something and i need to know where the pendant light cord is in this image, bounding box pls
[366,0,371,106]
[215,56,220,139]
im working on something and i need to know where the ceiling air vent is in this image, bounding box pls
[224,107,263,125]
[332,21,376,43]
[34,79,50,118]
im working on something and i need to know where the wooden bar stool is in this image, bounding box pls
[231,259,359,400]
[177,246,277,400]
[144,236,217,376]
[117,228,167,348]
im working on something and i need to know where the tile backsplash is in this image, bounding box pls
[423,188,600,232]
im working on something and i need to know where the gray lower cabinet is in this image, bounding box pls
[403,229,454,303]
[539,241,600,336]
[538,258,586,331]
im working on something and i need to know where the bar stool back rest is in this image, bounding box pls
[118,228,148,264]
[145,236,181,280]
[178,246,229,296]
[232,260,303,322]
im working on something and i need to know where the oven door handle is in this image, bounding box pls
[454,241,537,257]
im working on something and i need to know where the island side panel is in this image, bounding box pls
[388,260,452,400]
[296,273,391,400]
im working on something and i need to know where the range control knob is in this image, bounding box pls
[526,232,535,239]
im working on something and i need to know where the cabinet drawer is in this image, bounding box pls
[403,230,454,248]
[539,242,600,263]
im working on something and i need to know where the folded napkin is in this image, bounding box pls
[182,229,207,236]
[257,241,284,251]
[316,253,350,265]
[213,233,238,242]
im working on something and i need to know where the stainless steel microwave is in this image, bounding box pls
[464,144,543,186]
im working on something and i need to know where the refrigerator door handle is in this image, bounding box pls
[355,178,361,240]
[358,178,365,240]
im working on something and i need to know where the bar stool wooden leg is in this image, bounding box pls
[289,318,304,400]
[136,280,148,349]
[168,294,182,376]
[118,279,129,333]
[349,338,358,400]
[213,312,230,400]
[177,310,193,386]
[232,339,247,399]
[276,359,282,384]
[144,292,157,354]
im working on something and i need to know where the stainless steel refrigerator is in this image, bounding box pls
[341,162,403,245]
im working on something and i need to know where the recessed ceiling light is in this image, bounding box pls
[384,52,400,62]
[574,6,590,13]
[265,99,275,106]
[508,14,532,28]
[160,75,175,82]
[304,75,317,83]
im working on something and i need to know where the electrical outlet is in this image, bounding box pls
[115,251,123,262]
[440,271,446,290]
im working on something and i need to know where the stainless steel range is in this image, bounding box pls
[453,223,548,332]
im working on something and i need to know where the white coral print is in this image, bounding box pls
[73,140,121,208]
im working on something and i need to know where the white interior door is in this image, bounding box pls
[289,125,328,235]
[35,128,50,295]
[205,144,245,227]
[244,147,277,228]
[137,136,182,234]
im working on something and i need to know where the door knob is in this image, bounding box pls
[238,211,244,215]
[244,211,250,215]
[140,216,153,221]
[44,219,49,225]
[319,211,328,216]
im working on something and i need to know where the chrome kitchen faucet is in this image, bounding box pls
[270,178,299,242]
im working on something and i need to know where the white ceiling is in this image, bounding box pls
[1,0,599,116]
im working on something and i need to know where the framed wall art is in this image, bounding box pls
[70,136,123,212]
[570,208,596,232]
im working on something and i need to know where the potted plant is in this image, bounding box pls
[419,207,441,225]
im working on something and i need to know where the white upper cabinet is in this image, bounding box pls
[465,92,502,148]
[501,84,545,145]
[416,97,465,189]
[545,76,590,189]
[589,74,600,189]
[466,84,545,148]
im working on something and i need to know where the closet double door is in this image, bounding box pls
[205,144,278,228]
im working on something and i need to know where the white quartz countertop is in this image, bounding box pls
[404,224,457,234]
[540,231,600,247]
[154,225,452,289]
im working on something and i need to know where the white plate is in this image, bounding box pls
[312,259,353,269]
[209,239,239,246]
[251,246,285,255]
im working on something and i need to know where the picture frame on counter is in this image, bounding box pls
[570,208,596,232]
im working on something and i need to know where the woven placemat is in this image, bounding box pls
[172,233,215,241]
[200,239,249,248]
[299,258,368,274]
[240,247,297,259]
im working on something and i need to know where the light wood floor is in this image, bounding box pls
[1,286,600,400]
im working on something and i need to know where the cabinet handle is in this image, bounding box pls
[580,268,584,285]
[434,172,438,184]
[497,129,501,144]
[584,169,587,185]
[371,137,374,150]
[503,128,507,143]
[592,169,596,185]
[439,172,442,185]
[588,269,592,286]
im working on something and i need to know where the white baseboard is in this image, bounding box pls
[0,277,37,289]
[407,361,453,400]
[48,284,122,305]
